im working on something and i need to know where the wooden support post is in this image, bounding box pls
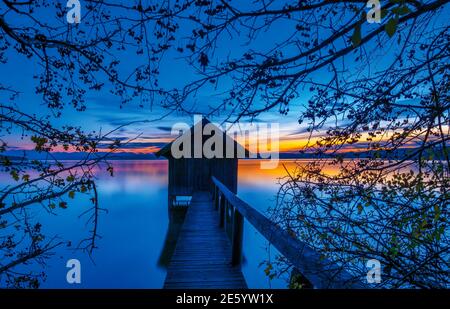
[226,203,232,239]
[219,194,225,228]
[214,186,219,210]
[168,195,174,212]
[224,202,229,234]
[231,208,244,266]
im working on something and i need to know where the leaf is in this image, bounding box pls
[389,246,399,257]
[199,52,209,70]
[434,205,440,221]
[385,18,398,38]
[68,191,75,199]
[107,166,114,177]
[31,136,48,151]
[351,24,362,47]
[357,203,363,214]
[59,202,68,209]
[392,5,410,16]
[2,156,11,167]
[66,175,75,182]
[264,263,273,276]
[10,170,19,181]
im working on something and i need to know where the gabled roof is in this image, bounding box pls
[155,118,249,159]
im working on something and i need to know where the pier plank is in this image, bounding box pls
[164,191,247,289]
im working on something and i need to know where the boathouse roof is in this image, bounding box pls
[155,118,249,158]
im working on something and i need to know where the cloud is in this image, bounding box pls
[156,126,174,132]
[285,127,310,136]
[97,141,167,150]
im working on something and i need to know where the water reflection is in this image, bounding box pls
[157,207,187,269]
[237,160,299,288]
[1,159,304,288]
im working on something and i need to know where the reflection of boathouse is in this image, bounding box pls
[157,205,186,268]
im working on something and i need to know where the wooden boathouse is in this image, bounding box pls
[156,117,247,207]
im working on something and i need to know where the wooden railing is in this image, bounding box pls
[211,176,366,289]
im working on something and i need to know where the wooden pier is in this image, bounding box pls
[163,191,247,289]
[158,118,365,289]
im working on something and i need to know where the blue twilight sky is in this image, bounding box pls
[1,1,448,153]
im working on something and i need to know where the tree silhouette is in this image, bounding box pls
[0,0,449,287]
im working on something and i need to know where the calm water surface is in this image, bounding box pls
[4,160,302,288]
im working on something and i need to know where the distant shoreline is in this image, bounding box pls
[2,147,443,161]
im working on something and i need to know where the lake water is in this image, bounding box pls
[4,160,302,288]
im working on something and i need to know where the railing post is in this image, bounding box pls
[231,208,244,266]
[214,186,219,210]
[225,201,229,235]
[219,193,225,228]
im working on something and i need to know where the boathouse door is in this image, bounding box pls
[193,159,211,191]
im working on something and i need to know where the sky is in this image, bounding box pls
[0,1,315,155]
[1,1,448,156]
